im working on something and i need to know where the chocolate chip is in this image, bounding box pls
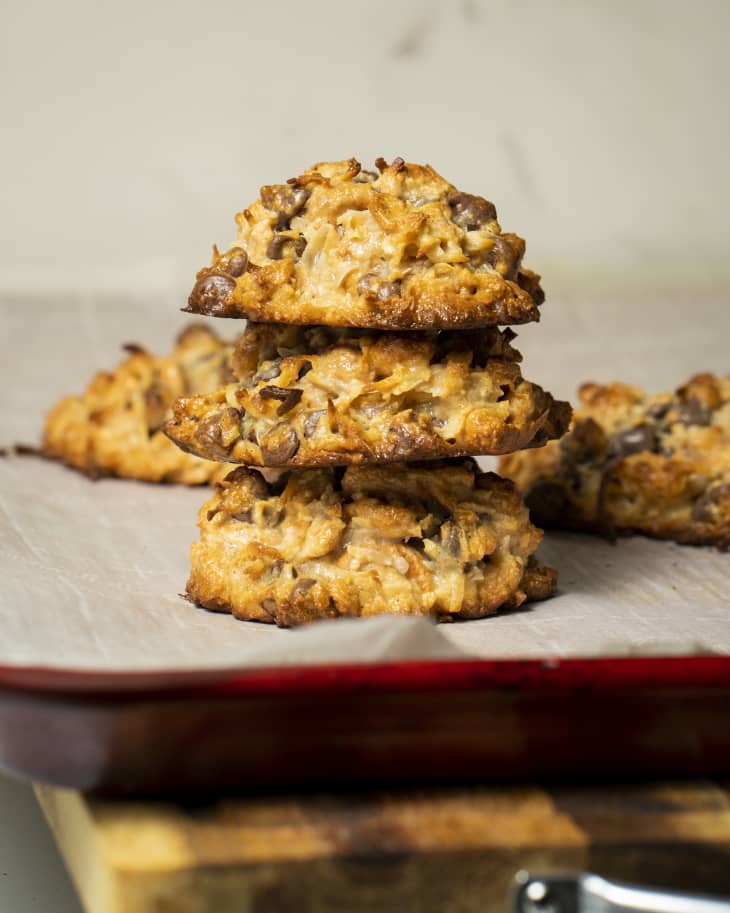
[648,401,670,420]
[267,473,290,497]
[377,280,402,301]
[290,578,316,599]
[246,471,270,499]
[276,390,303,416]
[260,385,293,401]
[303,410,326,437]
[266,234,306,260]
[260,185,311,230]
[206,508,219,521]
[297,360,313,380]
[260,385,303,415]
[230,509,253,523]
[524,481,569,527]
[266,235,287,260]
[675,397,711,427]
[187,273,236,315]
[405,537,425,552]
[607,423,657,460]
[516,268,545,306]
[259,424,300,465]
[122,342,147,355]
[484,235,518,274]
[195,407,241,457]
[691,483,730,523]
[224,248,248,277]
[447,191,497,230]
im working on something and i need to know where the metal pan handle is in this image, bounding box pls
[514,872,730,913]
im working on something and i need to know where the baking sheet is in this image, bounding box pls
[1,294,729,671]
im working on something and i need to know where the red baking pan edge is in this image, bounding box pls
[1,654,729,795]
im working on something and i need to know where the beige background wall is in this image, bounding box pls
[2,0,729,299]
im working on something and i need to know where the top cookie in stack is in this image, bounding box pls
[165,158,570,626]
[183,157,544,330]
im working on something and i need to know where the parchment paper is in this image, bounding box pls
[1,293,728,670]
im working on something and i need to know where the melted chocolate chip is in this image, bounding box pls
[246,471,270,499]
[266,235,287,260]
[224,248,249,277]
[516,269,545,306]
[230,509,253,523]
[259,424,300,465]
[607,423,657,460]
[276,390,303,416]
[260,386,303,415]
[447,191,497,230]
[675,397,711,427]
[195,407,241,457]
[266,234,306,260]
[187,273,236,315]
[290,578,316,599]
[484,235,518,275]
[647,401,670,420]
[405,537,425,552]
[297,360,313,380]
[524,481,569,528]
[260,185,311,230]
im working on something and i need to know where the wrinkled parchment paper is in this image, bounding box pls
[1,294,728,670]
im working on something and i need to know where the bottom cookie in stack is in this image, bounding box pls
[185,458,557,626]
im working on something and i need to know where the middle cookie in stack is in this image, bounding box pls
[164,157,571,625]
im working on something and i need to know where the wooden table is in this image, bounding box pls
[36,780,730,913]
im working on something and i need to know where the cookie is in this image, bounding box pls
[186,459,557,626]
[163,323,571,468]
[43,324,236,484]
[499,373,730,547]
[183,157,544,330]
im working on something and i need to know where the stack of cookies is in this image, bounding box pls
[164,157,572,626]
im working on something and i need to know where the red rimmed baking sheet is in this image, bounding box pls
[2,297,729,795]
[2,655,730,795]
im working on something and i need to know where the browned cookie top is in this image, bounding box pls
[500,373,730,548]
[184,158,544,330]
